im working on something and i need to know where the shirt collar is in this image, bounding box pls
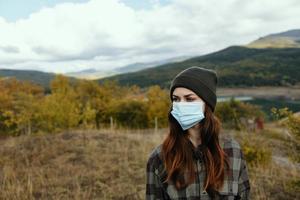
[188,139,205,162]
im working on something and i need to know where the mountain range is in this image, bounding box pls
[65,56,190,80]
[99,46,300,88]
[1,29,300,89]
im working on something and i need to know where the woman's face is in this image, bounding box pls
[171,87,205,130]
[172,87,204,103]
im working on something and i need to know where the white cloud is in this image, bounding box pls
[0,0,300,73]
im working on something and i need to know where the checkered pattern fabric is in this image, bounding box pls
[146,137,250,200]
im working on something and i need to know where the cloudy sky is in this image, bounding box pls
[0,0,299,73]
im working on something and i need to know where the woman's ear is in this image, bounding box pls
[202,102,206,112]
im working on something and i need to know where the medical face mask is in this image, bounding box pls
[171,101,205,131]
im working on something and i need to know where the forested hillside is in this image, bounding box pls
[99,46,300,88]
[2,46,300,90]
[0,69,57,89]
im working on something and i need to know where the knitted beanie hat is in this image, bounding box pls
[169,66,218,112]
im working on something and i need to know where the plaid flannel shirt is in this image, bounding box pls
[146,137,251,200]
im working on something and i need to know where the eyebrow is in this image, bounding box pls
[172,93,196,98]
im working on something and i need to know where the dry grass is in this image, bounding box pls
[0,129,165,200]
[249,163,299,200]
[229,127,300,200]
[0,127,299,199]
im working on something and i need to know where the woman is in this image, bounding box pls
[146,66,250,200]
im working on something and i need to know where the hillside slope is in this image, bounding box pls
[247,29,300,48]
[99,46,300,88]
[0,69,56,89]
[0,69,79,90]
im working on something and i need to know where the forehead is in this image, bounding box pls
[172,87,197,96]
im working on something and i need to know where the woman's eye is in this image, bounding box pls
[173,97,179,102]
[186,98,195,102]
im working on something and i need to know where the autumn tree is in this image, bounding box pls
[36,75,81,132]
[0,78,44,135]
[108,99,148,128]
[74,80,104,129]
[146,85,170,128]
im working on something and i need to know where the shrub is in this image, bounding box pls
[241,140,272,166]
[215,98,265,130]
[271,107,300,162]
[109,100,149,129]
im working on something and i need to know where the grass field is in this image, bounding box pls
[0,126,299,200]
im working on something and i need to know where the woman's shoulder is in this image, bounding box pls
[219,136,248,195]
[220,136,242,150]
[220,136,244,160]
[148,144,163,159]
[146,144,164,173]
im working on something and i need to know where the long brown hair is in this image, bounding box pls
[161,103,229,196]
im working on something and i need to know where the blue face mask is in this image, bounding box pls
[171,101,205,130]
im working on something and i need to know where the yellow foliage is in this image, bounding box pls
[146,85,170,128]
